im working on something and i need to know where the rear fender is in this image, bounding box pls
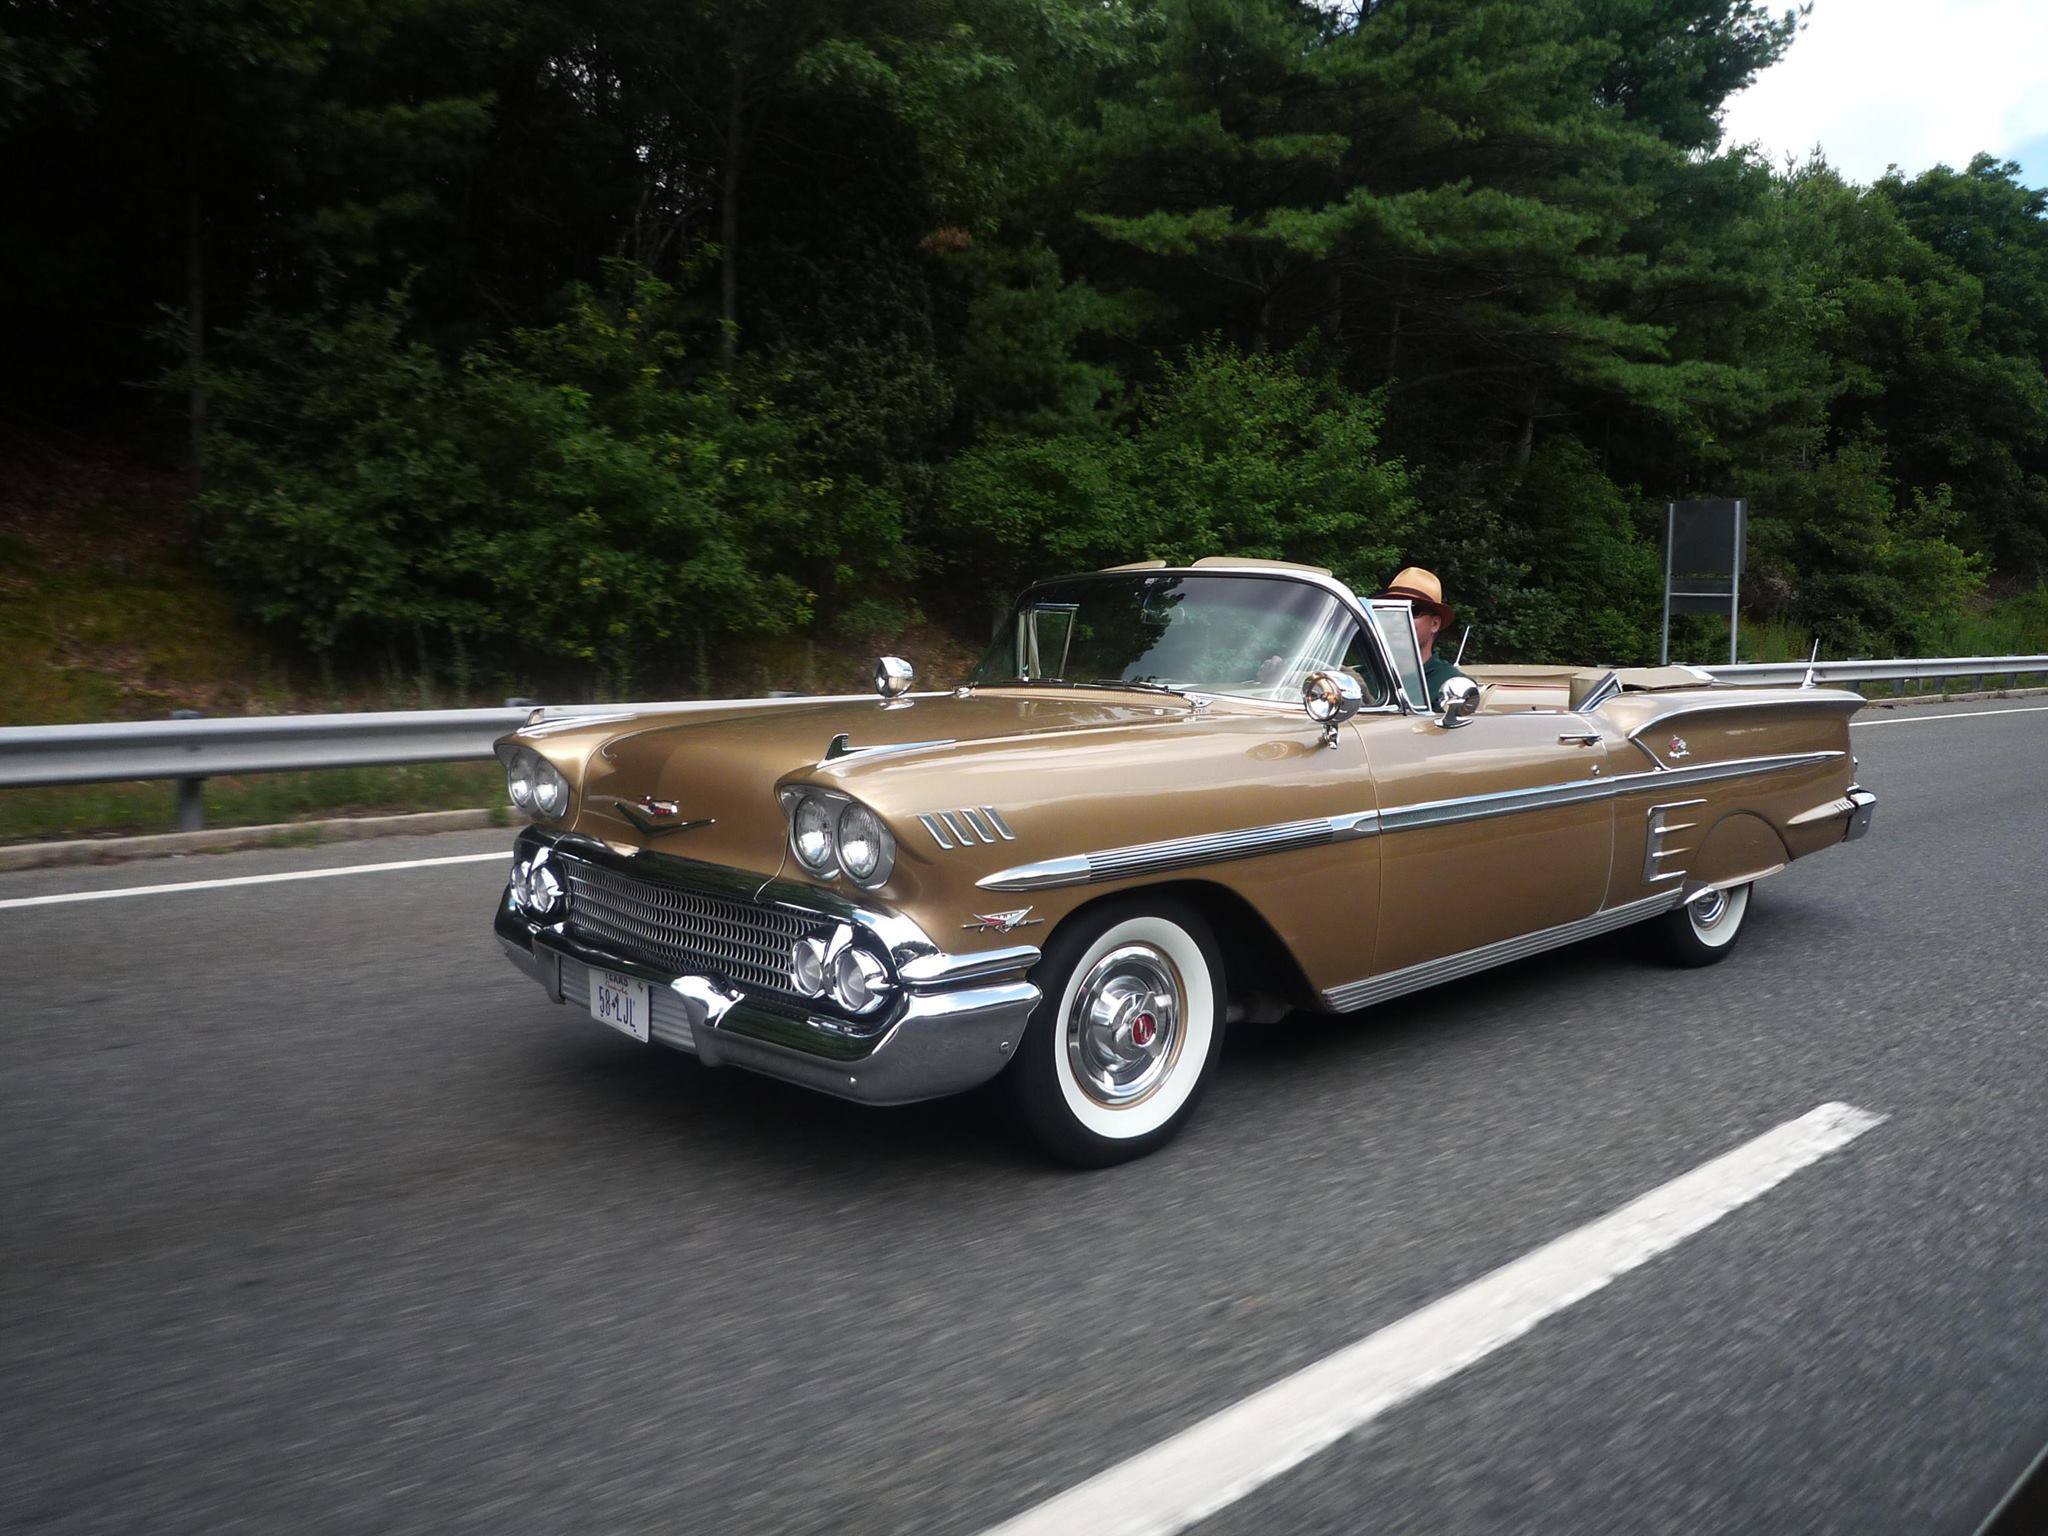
[1689,811,1790,892]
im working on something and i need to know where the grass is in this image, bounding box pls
[0,448,520,843]
[1736,592,2048,698]
[0,762,508,844]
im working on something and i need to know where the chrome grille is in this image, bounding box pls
[560,859,809,995]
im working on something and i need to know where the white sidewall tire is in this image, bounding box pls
[1689,883,1750,949]
[1050,914,1217,1142]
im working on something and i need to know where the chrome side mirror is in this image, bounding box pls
[1436,674,1480,729]
[1302,669,1364,747]
[875,655,914,699]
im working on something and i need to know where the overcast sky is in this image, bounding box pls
[1719,0,2048,188]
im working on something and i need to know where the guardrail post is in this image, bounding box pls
[170,709,206,831]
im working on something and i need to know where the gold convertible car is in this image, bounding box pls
[493,559,1876,1164]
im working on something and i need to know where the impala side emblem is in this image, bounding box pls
[962,907,1043,933]
[615,795,715,833]
[1668,736,1690,760]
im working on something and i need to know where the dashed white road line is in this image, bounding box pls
[1854,704,2048,728]
[977,1101,1885,1536]
[0,851,510,910]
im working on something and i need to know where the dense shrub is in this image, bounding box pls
[195,274,902,692]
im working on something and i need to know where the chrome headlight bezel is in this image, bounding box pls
[778,787,896,889]
[500,744,537,811]
[530,757,571,819]
[497,743,573,823]
[507,849,568,920]
[789,792,839,875]
[788,923,898,1016]
[835,801,889,883]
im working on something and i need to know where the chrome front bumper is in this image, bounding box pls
[493,836,1040,1106]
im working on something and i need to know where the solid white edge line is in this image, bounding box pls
[977,1101,1885,1536]
[0,851,511,910]
[1854,704,2048,727]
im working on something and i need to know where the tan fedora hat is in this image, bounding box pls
[1377,565,1455,628]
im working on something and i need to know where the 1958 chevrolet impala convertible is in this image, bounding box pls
[493,559,1877,1164]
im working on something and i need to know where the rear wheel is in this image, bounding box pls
[1007,899,1226,1167]
[1654,882,1752,967]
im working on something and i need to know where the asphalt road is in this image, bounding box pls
[3,698,2044,1535]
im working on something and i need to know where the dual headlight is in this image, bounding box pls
[780,788,895,888]
[498,744,571,821]
[790,928,894,1015]
[508,851,566,917]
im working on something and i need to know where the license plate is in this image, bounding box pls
[588,968,650,1043]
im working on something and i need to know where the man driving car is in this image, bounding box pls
[1376,566,1469,710]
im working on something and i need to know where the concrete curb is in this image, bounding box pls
[0,808,510,872]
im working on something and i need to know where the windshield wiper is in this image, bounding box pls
[1082,677,1185,696]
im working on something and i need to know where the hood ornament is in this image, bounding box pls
[615,795,715,834]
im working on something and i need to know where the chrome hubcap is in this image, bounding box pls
[1066,943,1185,1108]
[1691,888,1729,929]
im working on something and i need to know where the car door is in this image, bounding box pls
[1356,603,1616,976]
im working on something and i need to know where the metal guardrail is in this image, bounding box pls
[0,694,871,832]
[1,657,2043,833]
[1701,655,2048,688]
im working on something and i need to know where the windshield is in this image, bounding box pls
[969,573,1389,704]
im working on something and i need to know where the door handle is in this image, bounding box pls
[1558,729,1602,746]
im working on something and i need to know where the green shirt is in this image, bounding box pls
[1420,653,1470,710]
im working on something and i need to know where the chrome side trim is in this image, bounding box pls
[974,750,1840,893]
[1321,890,1683,1012]
[1786,794,1857,828]
[1382,774,1614,832]
[1629,749,1844,790]
[977,811,1381,892]
[897,944,1043,989]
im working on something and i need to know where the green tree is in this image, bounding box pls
[943,342,1413,616]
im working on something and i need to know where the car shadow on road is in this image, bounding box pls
[542,1027,1052,1181]
[532,890,1841,1178]
[1220,889,1837,1082]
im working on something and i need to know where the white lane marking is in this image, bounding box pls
[979,1101,1884,1536]
[1854,704,2048,728]
[0,851,510,910]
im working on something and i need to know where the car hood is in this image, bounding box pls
[545,689,1203,876]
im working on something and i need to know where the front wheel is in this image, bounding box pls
[1006,899,1226,1167]
[1654,882,1752,967]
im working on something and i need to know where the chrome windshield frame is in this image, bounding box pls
[981,566,1412,713]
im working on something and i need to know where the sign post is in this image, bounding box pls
[1661,499,1745,665]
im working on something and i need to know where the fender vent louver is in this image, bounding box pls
[918,807,1016,850]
